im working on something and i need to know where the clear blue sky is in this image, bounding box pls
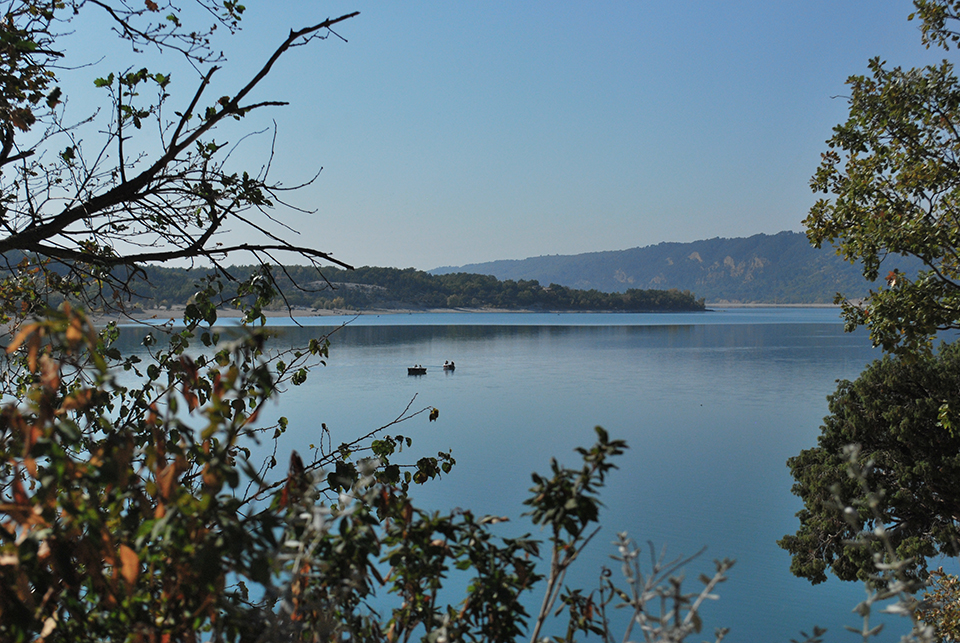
[65,2,953,270]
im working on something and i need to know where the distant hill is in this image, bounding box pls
[430,231,924,304]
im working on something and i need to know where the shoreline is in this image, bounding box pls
[95,302,840,325]
[704,302,839,308]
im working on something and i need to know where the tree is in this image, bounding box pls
[0,1,356,304]
[788,0,960,593]
[805,1,960,354]
[779,341,960,584]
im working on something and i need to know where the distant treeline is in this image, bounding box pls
[112,264,705,312]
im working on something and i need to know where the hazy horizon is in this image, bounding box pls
[66,2,944,271]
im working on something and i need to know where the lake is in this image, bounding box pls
[122,308,939,640]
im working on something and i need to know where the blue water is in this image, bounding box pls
[120,308,938,640]
[251,306,849,327]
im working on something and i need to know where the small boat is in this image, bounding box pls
[443,361,456,371]
[408,365,427,375]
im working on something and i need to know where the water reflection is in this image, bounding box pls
[112,312,898,642]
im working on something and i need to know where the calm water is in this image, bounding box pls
[122,308,942,640]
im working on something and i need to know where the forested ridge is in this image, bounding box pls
[433,231,926,304]
[107,263,705,312]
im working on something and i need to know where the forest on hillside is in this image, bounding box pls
[91,264,706,313]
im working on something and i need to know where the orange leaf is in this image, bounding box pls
[202,464,221,489]
[119,544,139,586]
[6,323,37,354]
[11,478,28,506]
[182,389,199,412]
[9,110,29,131]
[65,320,82,345]
[243,405,260,425]
[27,336,39,372]
[13,420,42,452]
[39,354,59,390]
[157,463,178,501]
[61,389,93,411]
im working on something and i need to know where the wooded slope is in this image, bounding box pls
[89,264,706,312]
[432,231,922,303]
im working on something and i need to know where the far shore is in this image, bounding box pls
[705,302,840,308]
[92,302,839,325]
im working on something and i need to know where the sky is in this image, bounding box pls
[60,2,957,270]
